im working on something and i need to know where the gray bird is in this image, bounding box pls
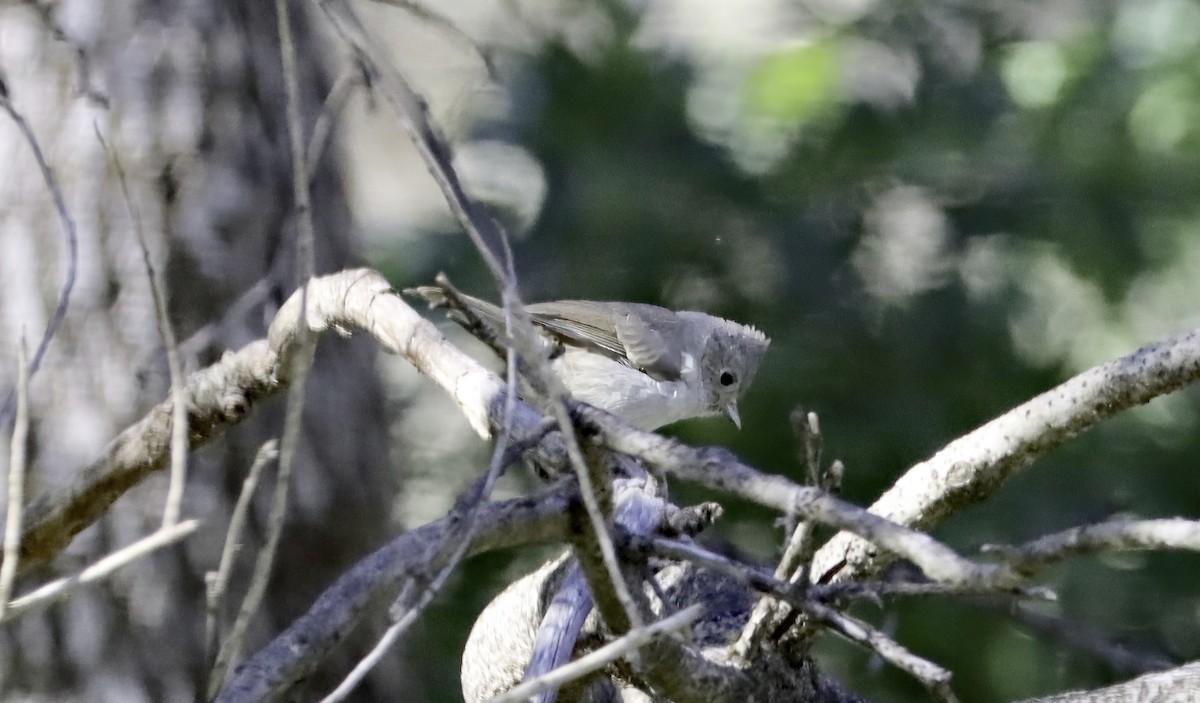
[407,286,770,430]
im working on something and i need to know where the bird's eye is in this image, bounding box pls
[719,370,736,386]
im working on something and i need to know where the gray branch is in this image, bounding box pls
[810,327,1200,584]
[216,484,574,702]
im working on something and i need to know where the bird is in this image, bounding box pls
[408,283,771,702]
[406,284,769,430]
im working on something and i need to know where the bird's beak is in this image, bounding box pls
[724,402,742,430]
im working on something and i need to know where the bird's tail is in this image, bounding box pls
[404,279,511,354]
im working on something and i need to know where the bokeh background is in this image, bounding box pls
[366,1,1200,701]
[2,0,1200,701]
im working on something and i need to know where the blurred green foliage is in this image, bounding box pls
[380,1,1200,700]
[748,39,841,123]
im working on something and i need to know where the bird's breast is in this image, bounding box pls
[550,351,709,430]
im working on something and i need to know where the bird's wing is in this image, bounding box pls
[528,301,684,381]
[614,309,683,381]
[526,300,626,356]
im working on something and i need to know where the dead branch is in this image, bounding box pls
[214,483,575,702]
[812,327,1200,584]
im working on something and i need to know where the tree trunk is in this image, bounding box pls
[0,0,402,698]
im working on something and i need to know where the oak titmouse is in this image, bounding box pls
[408,285,770,430]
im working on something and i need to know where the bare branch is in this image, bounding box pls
[811,600,957,703]
[1,520,199,622]
[306,62,364,182]
[0,336,30,619]
[812,578,1053,604]
[94,123,190,529]
[734,410,829,657]
[8,268,521,574]
[13,338,280,574]
[207,4,322,692]
[205,440,278,692]
[214,484,576,702]
[0,94,79,428]
[986,518,1200,576]
[812,327,1200,584]
[634,537,957,700]
[583,407,1013,588]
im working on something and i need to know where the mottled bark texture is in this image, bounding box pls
[0,1,400,698]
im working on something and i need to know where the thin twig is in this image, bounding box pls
[801,409,822,488]
[0,336,30,619]
[548,405,645,634]
[319,16,526,688]
[488,605,704,703]
[734,411,826,657]
[319,594,412,702]
[809,600,957,703]
[306,63,363,183]
[215,484,576,702]
[0,96,79,428]
[318,0,643,633]
[278,0,318,293]
[811,578,1053,604]
[779,411,827,581]
[0,520,199,622]
[322,359,523,700]
[985,518,1200,576]
[582,406,1015,589]
[633,536,957,701]
[316,0,509,283]
[205,440,279,685]
[207,4,318,694]
[94,123,190,528]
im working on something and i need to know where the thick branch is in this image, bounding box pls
[12,269,520,574]
[215,485,574,702]
[15,339,279,574]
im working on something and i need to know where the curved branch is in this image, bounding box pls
[812,327,1200,583]
[11,269,515,574]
